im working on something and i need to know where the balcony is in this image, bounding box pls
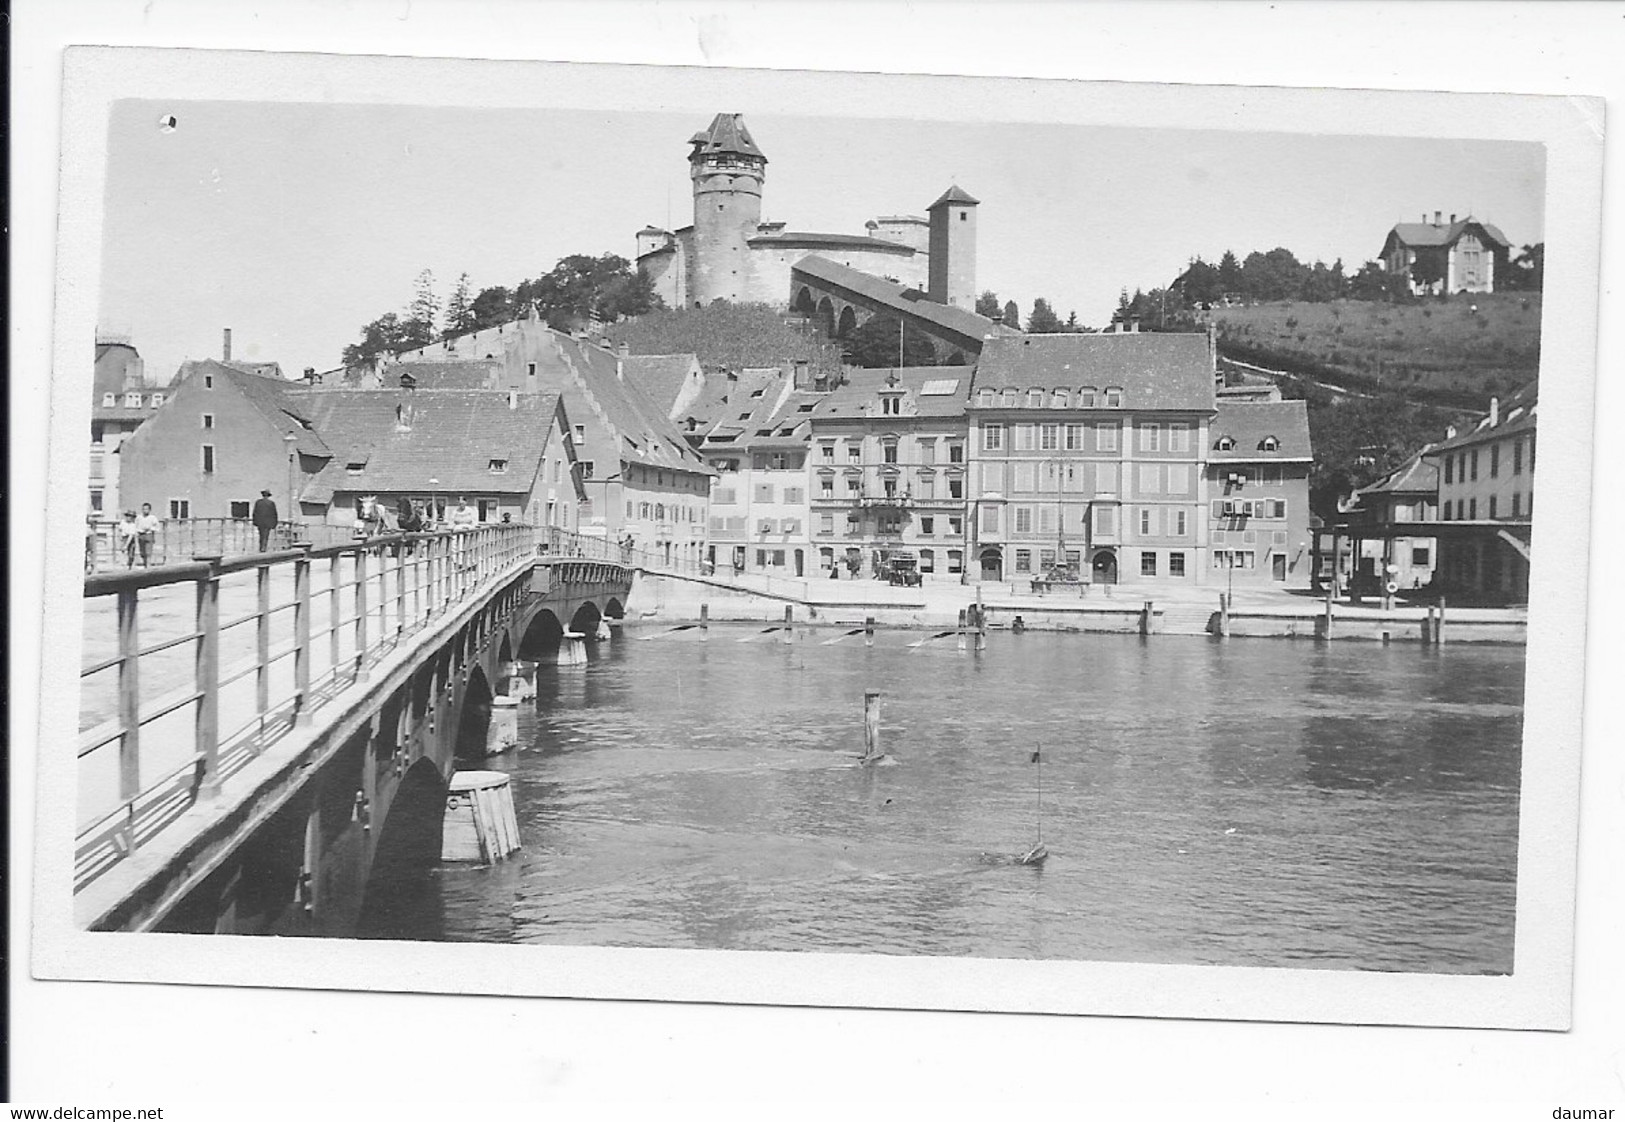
[809,490,961,511]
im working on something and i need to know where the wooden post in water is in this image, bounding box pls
[864,615,875,648]
[783,603,794,644]
[1219,593,1231,638]
[862,690,881,762]
[1140,600,1153,636]
[1436,596,1447,646]
[1422,604,1435,645]
[700,602,709,639]
[1322,588,1334,641]
[974,590,987,652]
[957,608,968,651]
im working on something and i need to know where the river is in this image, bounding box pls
[367,624,1524,974]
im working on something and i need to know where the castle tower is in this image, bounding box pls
[927,185,979,308]
[688,113,768,307]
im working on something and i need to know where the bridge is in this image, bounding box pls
[74,524,633,934]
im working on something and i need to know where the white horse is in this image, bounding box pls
[355,495,398,538]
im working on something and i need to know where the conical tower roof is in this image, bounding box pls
[928,184,980,209]
[688,113,767,162]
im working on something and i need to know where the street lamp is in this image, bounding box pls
[1047,458,1067,577]
[283,431,298,545]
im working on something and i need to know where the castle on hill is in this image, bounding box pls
[635,113,979,312]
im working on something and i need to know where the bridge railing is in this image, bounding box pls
[75,523,536,891]
[84,518,361,572]
[535,526,821,598]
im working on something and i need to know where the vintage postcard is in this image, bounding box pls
[31,46,1602,1033]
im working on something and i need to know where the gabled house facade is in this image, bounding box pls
[1380,212,1512,295]
[91,337,167,520]
[1332,447,1440,594]
[1207,389,1315,588]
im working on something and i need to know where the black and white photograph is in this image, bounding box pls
[11,3,1622,1114]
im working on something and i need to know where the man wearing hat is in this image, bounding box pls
[252,488,280,552]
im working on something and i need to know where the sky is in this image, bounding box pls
[97,98,1546,384]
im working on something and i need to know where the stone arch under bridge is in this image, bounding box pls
[790,271,984,366]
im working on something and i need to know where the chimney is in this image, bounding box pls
[303,366,317,383]
[1128,317,1140,333]
[1434,210,1442,226]
[508,390,518,410]
[615,357,624,381]
[1488,396,1499,426]
[793,360,809,389]
[222,327,232,362]
[617,342,630,358]
[1450,213,1457,224]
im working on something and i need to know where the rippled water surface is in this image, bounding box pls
[376,625,1524,973]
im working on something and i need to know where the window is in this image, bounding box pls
[1489,444,1500,478]
[819,512,835,534]
[1013,462,1035,492]
[755,483,774,503]
[151,393,165,407]
[918,439,936,465]
[579,460,595,480]
[1079,387,1097,408]
[168,499,190,518]
[1511,493,1522,517]
[714,488,737,505]
[1139,424,1161,452]
[230,501,251,519]
[1038,463,1059,493]
[948,478,963,499]
[1488,495,1498,519]
[948,443,964,464]
[1141,551,1158,577]
[846,478,861,495]
[1272,530,1288,545]
[1169,424,1190,453]
[1173,510,1188,536]
[488,458,508,473]
[1039,549,1056,570]
[919,516,934,536]
[882,395,901,416]
[1139,464,1161,494]
[124,392,142,407]
[883,442,898,464]
[90,489,104,512]
[947,550,963,574]
[1412,546,1431,568]
[1444,456,1454,485]
[977,388,996,407]
[201,444,216,473]
[919,549,935,573]
[202,413,215,430]
[1169,552,1186,577]
[1104,387,1123,408]
[848,444,862,462]
[101,393,116,407]
[1470,449,1479,481]
[1216,436,1236,452]
[1038,506,1057,534]
[626,501,635,519]
[1065,424,1085,450]
[819,478,834,499]
[574,424,585,444]
[1015,506,1034,533]
[91,422,106,445]
[948,516,963,537]
[1051,389,1070,408]
[346,461,366,475]
[1001,389,1019,408]
[1139,508,1153,536]
[1027,389,1045,408]
[980,506,1000,534]
[1014,549,1032,573]
[758,519,776,535]
[1093,505,1116,537]
[1096,423,1119,452]
[1040,424,1059,451]
[1015,424,1036,451]
[1097,462,1119,495]
[1513,439,1523,475]
[204,375,214,389]
[784,487,804,504]
[1259,436,1279,452]
[821,443,836,462]
[1468,497,1478,519]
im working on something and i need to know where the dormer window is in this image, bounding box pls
[489,458,508,473]
[1027,388,1045,408]
[1051,389,1069,408]
[1216,436,1236,452]
[1001,389,1019,407]
[1259,436,1280,452]
[1079,387,1097,408]
[346,461,366,475]
[1104,387,1124,408]
[881,395,901,416]
[124,392,142,407]
[102,393,116,407]
[151,393,165,407]
[978,388,995,407]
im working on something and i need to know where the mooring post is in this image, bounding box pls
[1219,592,1231,638]
[863,690,881,762]
[1322,588,1334,641]
[974,589,987,651]
[783,603,794,644]
[1436,595,1447,646]
[1423,604,1435,645]
[1141,600,1153,636]
[865,615,875,648]
[700,602,709,639]
[957,608,968,651]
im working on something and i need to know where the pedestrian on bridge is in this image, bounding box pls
[252,489,280,552]
[134,503,161,567]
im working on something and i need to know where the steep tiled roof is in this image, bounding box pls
[680,366,785,433]
[1209,399,1313,462]
[809,368,969,422]
[928,185,980,208]
[1384,218,1511,251]
[200,361,331,456]
[295,390,562,496]
[972,333,1216,411]
[1357,448,1439,496]
[546,333,714,476]
[688,113,766,162]
[1421,381,1538,454]
[748,232,916,253]
[622,354,701,417]
[791,256,1016,346]
[384,360,504,391]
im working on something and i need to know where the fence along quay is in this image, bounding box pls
[75,524,535,893]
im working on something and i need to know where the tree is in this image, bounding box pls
[1241,247,1308,302]
[403,268,439,349]
[341,312,413,368]
[442,272,475,341]
[1348,260,1395,301]
[1506,243,1543,291]
[975,291,1002,319]
[468,285,515,331]
[1002,300,1021,330]
[1217,250,1242,297]
[1176,258,1223,306]
[1026,298,1064,334]
[1409,250,1446,295]
[844,314,938,368]
[1065,310,1079,331]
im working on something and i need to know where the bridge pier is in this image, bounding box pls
[485,695,520,755]
[595,617,612,642]
[558,630,588,666]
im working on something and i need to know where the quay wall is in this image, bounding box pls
[625,573,1526,643]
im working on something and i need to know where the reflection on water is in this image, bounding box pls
[371,627,1525,974]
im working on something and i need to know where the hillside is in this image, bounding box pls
[1210,292,1541,406]
[604,303,846,380]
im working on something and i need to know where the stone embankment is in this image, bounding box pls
[624,571,1527,643]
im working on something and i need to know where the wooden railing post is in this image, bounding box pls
[255,562,271,725]
[329,553,342,676]
[294,544,313,725]
[116,587,142,837]
[194,554,223,798]
[354,545,370,682]
[394,541,407,638]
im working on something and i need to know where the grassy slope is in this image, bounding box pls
[1210,292,1541,405]
[604,303,846,380]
